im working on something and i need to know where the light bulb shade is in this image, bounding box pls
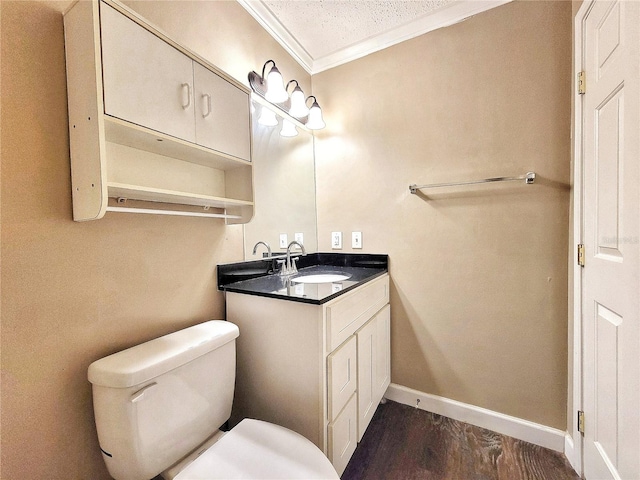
[265,66,288,103]
[280,119,298,137]
[306,101,325,130]
[258,107,278,127]
[289,87,310,117]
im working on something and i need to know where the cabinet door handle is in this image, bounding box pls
[181,83,192,110]
[202,93,212,118]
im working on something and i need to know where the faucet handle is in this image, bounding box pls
[291,257,300,274]
[276,258,288,275]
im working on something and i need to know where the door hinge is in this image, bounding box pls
[577,244,585,267]
[578,410,585,434]
[578,71,586,95]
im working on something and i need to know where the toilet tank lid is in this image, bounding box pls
[88,320,239,388]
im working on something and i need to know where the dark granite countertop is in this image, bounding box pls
[218,253,388,305]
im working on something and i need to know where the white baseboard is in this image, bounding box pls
[384,383,566,452]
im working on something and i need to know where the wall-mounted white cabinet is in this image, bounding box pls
[227,275,391,476]
[64,0,253,222]
[193,63,251,160]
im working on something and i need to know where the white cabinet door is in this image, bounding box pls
[193,63,250,161]
[327,394,357,477]
[327,336,357,423]
[356,315,376,441]
[100,3,196,143]
[356,305,391,441]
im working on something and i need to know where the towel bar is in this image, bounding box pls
[409,171,535,194]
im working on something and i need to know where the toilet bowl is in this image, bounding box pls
[88,321,339,480]
[165,419,338,479]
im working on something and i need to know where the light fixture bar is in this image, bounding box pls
[251,94,308,131]
[248,61,326,131]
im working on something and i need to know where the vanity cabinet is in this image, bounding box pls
[227,274,390,475]
[64,0,253,222]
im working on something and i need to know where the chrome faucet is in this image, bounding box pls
[279,241,306,276]
[252,241,272,258]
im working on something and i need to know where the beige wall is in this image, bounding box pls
[1,0,574,477]
[313,0,572,429]
[0,1,309,478]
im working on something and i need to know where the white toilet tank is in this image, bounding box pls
[88,321,239,480]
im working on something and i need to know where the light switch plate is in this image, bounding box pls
[279,233,288,249]
[294,232,304,244]
[331,232,342,249]
[352,231,362,249]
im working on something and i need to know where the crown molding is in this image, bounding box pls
[238,0,512,75]
[312,0,512,73]
[237,0,314,74]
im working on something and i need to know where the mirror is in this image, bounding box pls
[243,99,318,259]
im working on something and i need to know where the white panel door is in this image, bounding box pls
[582,1,640,479]
[193,62,251,161]
[100,3,196,142]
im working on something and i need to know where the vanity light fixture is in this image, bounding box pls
[248,61,326,132]
[258,106,278,127]
[286,80,310,118]
[305,96,326,130]
[280,119,298,137]
[261,60,288,103]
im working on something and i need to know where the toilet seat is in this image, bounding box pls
[173,419,339,479]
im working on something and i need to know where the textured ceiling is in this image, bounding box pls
[261,0,455,59]
[239,0,511,73]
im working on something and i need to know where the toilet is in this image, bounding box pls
[88,320,339,480]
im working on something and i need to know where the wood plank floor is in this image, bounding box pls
[342,400,579,480]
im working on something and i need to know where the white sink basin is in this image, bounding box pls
[292,273,351,284]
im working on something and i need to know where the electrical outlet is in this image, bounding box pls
[352,231,362,249]
[331,232,342,249]
[279,233,288,249]
[294,232,304,244]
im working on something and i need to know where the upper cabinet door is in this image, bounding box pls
[193,62,251,161]
[100,3,196,143]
